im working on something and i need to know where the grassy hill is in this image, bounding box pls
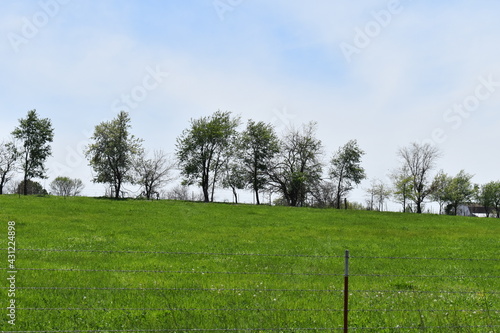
[1,195,499,331]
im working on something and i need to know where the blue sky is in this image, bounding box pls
[1,1,500,209]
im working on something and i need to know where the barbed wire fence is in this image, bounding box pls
[2,248,499,332]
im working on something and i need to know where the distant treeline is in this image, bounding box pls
[1,109,499,216]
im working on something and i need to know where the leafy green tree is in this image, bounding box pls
[239,120,280,204]
[431,170,475,215]
[0,140,19,195]
[391,165,414,213]
[16,179,47,195]
[85,111,143,199]
[365,179,391,211]
[221,162,246,203]
[176,111,240,202]
[11,110,54,195]
[268,122,323,207]
[329,140,366,209]
[477,181,500,218]
[50,177,84,197]
[475,183,494,217]
[491,182,500,218]
[443,170,474,215]
[430,170,449,215]
[397,142,441,214]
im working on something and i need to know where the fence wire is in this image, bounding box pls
[11,307,499,313]
[2,286,499,295]
[2,266,498,280]
[2,247,499,332]
[0,247,344,258]
[0,266,345,276]
[3,325,500,333]
[3,247,500,261]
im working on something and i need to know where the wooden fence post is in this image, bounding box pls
[344,250,349,333]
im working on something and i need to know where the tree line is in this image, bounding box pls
[1,109,499,216]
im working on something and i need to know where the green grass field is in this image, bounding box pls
[1,195,499,332]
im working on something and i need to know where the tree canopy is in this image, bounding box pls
[398,142,440,214]
[176,110,240,202]
[391,165,414,213]
[11,110,54,195]
[268,122,323,207]
[239,120,280,204]
[329,139,366,209]
[85,111,143,199]
[133,150,175,200]
[50,177,84,197]
[5,108,500,217]
[476,181,500,218]
[433,170,475,215]
[0,140,18,195]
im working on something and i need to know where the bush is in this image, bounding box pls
[49,177,84,197]
[16,180,48,196]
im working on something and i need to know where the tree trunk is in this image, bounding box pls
[115,183,121,199]
[113,171,122,199]
[232,186,238,204]
[23,174,28,195]
[416,201,422,214]
[335,177,342,209]
[203,186,209,202]
[253,163,259,205]
[210,168,218,202]
[0,175,4,195]
[201,169,210,202]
